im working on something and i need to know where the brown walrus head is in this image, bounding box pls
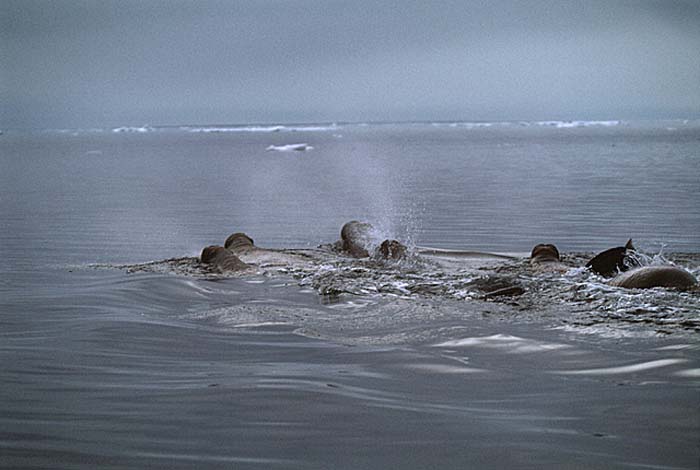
[201,245,226,264]
[377,239,407,260]
[224,233,255,251]
[530,244,560,263]
[200,245,249,271]
[340,220,374,258]
[586,239,638,277]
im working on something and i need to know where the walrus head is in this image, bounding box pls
[224,233,255,251]
[200,245,249,271]
[586,239,638,277]
[201,245,226,264]
[340,221,374,258]
[530,244,560,264]
[377,239,407,260]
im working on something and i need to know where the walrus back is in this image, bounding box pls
[610,265,697,289]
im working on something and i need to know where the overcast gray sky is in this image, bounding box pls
[2,0,699,129]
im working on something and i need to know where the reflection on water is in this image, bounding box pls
[2,268,699,469]
[553,358,688,375]
[435,334,570,353]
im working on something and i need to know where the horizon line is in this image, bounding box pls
[3,116,700,132]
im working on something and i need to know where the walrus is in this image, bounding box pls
[610,265,697,289]
[224,232,256,253]
[469,275,525,299]
[221,231,313,267]
[340,221,374,257]
[586,239,638,277]
[378,239,408,260]
[200,245,250,272]
[529,243,568,272]
[530,244,561,264]
[339,221,410,260]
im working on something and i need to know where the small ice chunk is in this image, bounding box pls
[266,143,314,152]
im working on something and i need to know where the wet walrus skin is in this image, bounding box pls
[220,231,317,268]
[610,265,697,289]
[340,221,410,260]
[530,244,560,264]
[340,221,374,258]
[529,244,568,272]
[200,245,250,272]
[224,233,256,253]
[586,239,638,277]
[530,244,561,264]
[378,239,408,260]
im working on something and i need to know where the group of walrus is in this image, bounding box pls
[201,220,697,291]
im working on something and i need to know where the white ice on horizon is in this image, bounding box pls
[535,120,621,128]
[112,126,153,133]
[187,124,338,133]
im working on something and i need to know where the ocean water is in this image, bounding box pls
[1,121,699,468]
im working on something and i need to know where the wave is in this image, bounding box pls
[435,334,569,354]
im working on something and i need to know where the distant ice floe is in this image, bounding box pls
[431,121,496,129]
[112,125,154,133]
[21,119,700,137]
[266,143,314,152]
[185,124,338,133]
[428,120,623,130]
[531,120,621,128]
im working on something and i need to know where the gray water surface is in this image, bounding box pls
[1,121,699,469]
[2,121,699,269]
